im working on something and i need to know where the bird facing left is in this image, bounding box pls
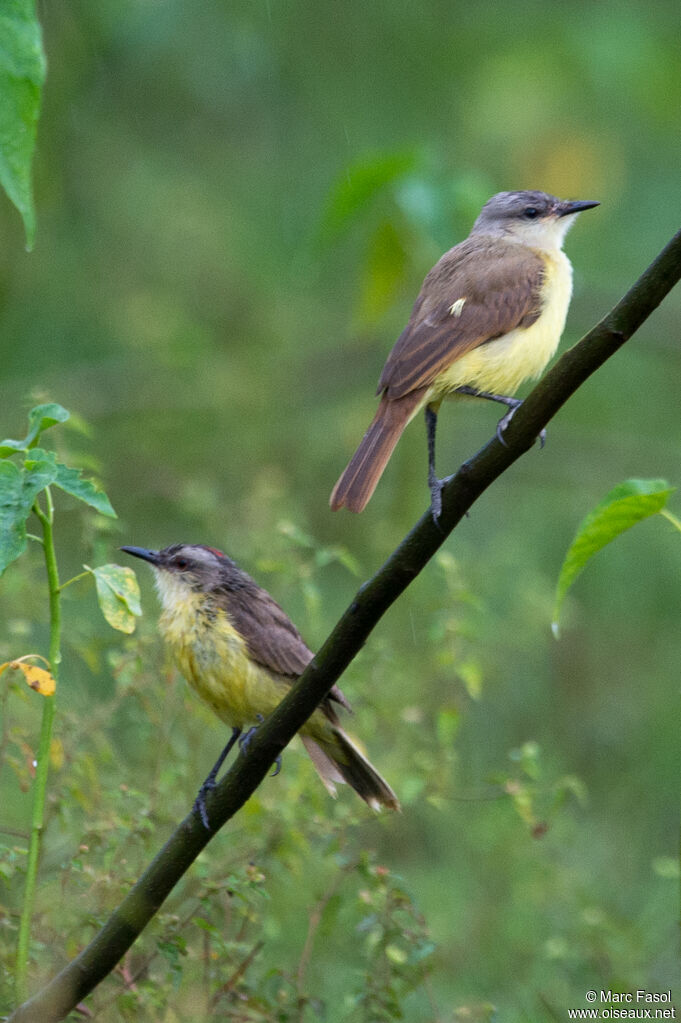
[121,543,399,827]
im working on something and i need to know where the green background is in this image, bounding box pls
[1,1,680,1019]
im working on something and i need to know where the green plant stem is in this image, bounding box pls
[14,489,61,1006]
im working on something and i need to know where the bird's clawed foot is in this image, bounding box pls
[495,401,546,449]
[495,400,522,445]
[428,471,444,524]
[239,715,282,776]
[425,405,445,525]
[238,714,263,754]
[193,718,282,830]
[193,780,216,831]
[193,725,241,830]
[454,386,546,450]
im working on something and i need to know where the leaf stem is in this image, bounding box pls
[14,490,61,1005]
[58,569,91,592]
[659,508,681,535]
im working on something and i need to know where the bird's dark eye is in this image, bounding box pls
[523,207,539,219]
[174,558,189,570]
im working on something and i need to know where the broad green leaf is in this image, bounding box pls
[9,442,115,517]
[0,436,28,457]
[0,455,57,573]
[53,462,116,517]
[319,150,419,241]
[0,0,46,248]
[22,448,58,490]
[89,564,141,633]
[553,479,674,634]
[25,403,69,446]
[0,403,69,457]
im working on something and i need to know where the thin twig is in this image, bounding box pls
[208,940,265,1010]
[295,857,358,1007]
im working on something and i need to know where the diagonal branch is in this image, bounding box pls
[9,226,681,1023]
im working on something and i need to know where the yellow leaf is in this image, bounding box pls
[89,564,142,634]
[0,657,56,696]
[16,662,56,696]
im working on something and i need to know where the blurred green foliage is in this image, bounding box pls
[1,1,681,1019]
[0,0,44,248]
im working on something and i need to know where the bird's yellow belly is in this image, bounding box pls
[429,249,573,402]
[159,598,329,739]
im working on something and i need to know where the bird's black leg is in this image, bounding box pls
[238,714,263,753]
[239,714,283,776]
[425,405,443,521]
[453,386,546,448]
[194,726,241,829]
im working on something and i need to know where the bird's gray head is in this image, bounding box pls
[121,543,236,596]
[471,190,599,250]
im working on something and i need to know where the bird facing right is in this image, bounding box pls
[330,190,599,516]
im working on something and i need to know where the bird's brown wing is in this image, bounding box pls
[224,578,352,713]
[378,236,546,399]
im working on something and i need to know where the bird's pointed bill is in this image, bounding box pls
[120,546,161,565]
[556,199,600,217]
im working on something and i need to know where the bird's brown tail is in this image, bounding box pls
[301,730,400,812]
[330,390,425,512]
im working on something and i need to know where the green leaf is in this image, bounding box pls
[0,455,56,574]
[0,437,27,457]
[22,450,58,491]
[358,218,408,324]
[0,461,30,572]
[0,0,46,249]
[17,444,115,517]
[552,479,674,634]
[88,564,142,633]
[25,403,69,446]
[319,150,419,241]
[53,462,116,518]
[0,403,70,457]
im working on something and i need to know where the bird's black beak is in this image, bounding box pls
[120,546,161,566]
[556,199,600,217]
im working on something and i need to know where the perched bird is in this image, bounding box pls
[330,190,599,516]
[121,543,399,826]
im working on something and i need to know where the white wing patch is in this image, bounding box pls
[449,297,466,317]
